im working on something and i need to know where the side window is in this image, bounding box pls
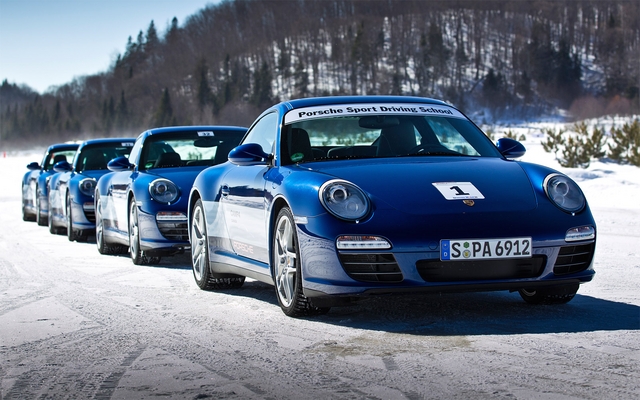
[243,112,278,154]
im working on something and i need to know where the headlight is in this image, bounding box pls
[149,179,179,204]
[319,180,370,221]
[78,178,97,196]
[544,173,585,213]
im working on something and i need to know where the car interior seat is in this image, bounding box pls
[82,152,107,171]
[376,121,418,156]
[281,128,313,164]
[154,152,182,168]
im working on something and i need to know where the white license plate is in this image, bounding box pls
[440,238,531,261]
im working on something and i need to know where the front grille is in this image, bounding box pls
[338,253,403,283]
[84,209,95,223]
[416,256,547,282]
[157,221,188,241]
[553,243,595,275]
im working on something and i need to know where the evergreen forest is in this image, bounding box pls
[1,0,638,147]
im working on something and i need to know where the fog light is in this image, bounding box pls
[156,212,187,222]
[565,226,595,242]
[336,235,391,250]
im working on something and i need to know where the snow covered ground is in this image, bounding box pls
[0,119,639,399]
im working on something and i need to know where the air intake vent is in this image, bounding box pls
[553,243,595,275]
[416,256,547,282]
[157,221,188,241]
[338,253,403,283]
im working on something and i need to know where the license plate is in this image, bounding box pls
[440,238,531,261]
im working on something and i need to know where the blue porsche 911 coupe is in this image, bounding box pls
[188,96,597,317]
[22,143,79,225]
[47,138,135,240]
[95,125,247,265]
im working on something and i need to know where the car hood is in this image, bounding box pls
[304,157,537,215]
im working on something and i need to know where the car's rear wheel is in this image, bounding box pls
[22,185,36,221]
[48,206,63,235]
[36,190,46,226]
[66,194,86,242]
[191,199,245,290]
[272,207,329,317]
[129,199,160,265]
[518,283,579,305]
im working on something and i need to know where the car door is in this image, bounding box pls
[221,112,279,264]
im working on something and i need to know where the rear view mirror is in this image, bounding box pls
[496,138,526,159]
[358,116,400,129]
[26,161,41,170]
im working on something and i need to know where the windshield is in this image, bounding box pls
[76,142,133,172]
[281,104,501,165]
[139,130,242,170]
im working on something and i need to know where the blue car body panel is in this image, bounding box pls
[189,95,597,307]
[48,138,136,236]
[95,125,247,257]
[22,143,79,222]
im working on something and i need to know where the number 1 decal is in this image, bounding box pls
[433,182,485,200]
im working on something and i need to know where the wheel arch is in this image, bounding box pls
[187,189,202,242]
[267,196,291,276]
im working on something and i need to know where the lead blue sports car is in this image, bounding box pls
[22,143,79,225]
[47,138,135,240]
[188,95,597,317]
[94,125,246,265]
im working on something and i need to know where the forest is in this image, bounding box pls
[1,0,639,147]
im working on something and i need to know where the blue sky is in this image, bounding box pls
[0,0,217,93]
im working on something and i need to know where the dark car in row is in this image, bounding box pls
[22,143,79,225]
[47,138,136,240]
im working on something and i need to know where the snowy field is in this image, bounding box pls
[0,119,639,399]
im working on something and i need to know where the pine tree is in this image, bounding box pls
[153,88,175,127]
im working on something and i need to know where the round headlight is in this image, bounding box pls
[319,180,370,221]
[78,178,97,196]
[149,179,179,204]
[544,173,585,213]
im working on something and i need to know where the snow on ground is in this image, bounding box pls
[0,118,639,399]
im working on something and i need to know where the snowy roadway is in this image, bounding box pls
[1,150,639,399]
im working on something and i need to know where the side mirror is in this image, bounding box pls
[107,156,134,172]
[496,138,526,159]
[26,161,41,170]
[228,143,270,166]
[53,160,73,173]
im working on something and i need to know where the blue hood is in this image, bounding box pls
[304,157,537,215]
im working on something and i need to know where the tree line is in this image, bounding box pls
[1,0,638,147]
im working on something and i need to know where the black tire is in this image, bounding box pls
[190,199,245,290]
[22,186,36,222]
[95,194,126,255]
[48,207,63,235]
[36,189,46,226]
[128,199,161,265]
[519,283,579,305]
[272,207,329,317]
[66,194,79,242]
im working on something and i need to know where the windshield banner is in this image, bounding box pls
[284,103,466,124]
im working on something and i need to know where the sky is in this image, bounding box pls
[0,0,219,93]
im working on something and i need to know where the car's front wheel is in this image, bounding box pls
[190,199,245,290]
[66,194,86,242]
[95,194,126,255]
[128,199,160,265]
[272,207,329,317]
[518,283,579,305]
